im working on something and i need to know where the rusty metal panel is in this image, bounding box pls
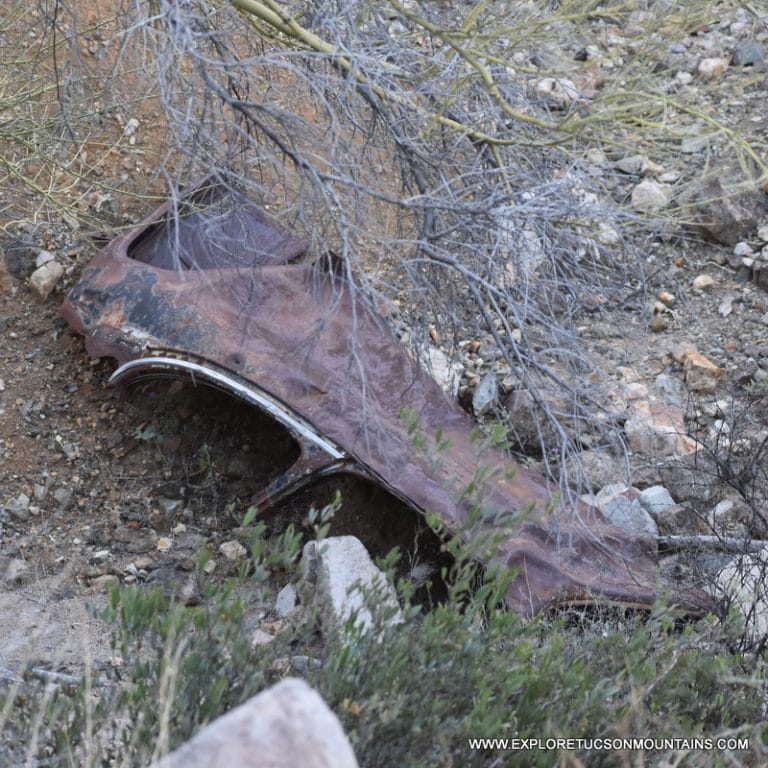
[61,178,709,617]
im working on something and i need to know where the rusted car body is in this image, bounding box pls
[61,176,702,617]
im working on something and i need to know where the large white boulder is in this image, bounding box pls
[150,678,358,768]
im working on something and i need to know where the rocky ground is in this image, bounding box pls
[2,0,768,704]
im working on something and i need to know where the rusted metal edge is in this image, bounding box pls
[110,356,346,459]
[59,176,717,618]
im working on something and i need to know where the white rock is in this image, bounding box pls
[670,342,698,363]
[250,628,275,646]
[535,77,580,109]
[625,400,698,457]
[2,557,31,587]
[29,261,65,300]
[631,180,670,212]
[623,382,649,400]
[586,148,606,165]
[597,223,621,245]
[681,134,710,154]
[692,274,716,290]
[219,540,248,561]
[421,346,463,399]
[714,551,768,642]
[35,250,56,268]
[683,351,725,393]
[275,583,298,617]
[472,372,499,416]
[718,295,735,317]
[638,486,676,519]
[697,57,729,79]
[758,224,768,242]
[297,536,402,636]
[149,678,359,768]
[614,155,645,175]
[734,241,753,257]
[518,227,547,275]
[594,484,658,538]
[614,155,664,176]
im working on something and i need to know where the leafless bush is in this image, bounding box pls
[30,0,766,501]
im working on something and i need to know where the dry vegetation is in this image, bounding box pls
[2,0,768,765]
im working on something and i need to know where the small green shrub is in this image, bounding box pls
[2,504,766,767]
[312,555,767,768]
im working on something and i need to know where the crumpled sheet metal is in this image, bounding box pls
[61,179,708,617]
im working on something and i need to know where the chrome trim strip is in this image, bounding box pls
[109,356,345,460]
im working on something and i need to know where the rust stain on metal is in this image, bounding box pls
[61,177,709,617]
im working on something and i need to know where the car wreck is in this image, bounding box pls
[61,176,706,617]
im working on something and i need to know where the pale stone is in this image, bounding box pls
[275,583,298,617]
[597,223,621,245]
[472,371,499,416]
[714,551,768,642]
[697,57,729,79]
[149,678,359,768]
[625,400,698,457]
[617,366,639,383]
[638,486,676,519]
[623,382,649,400]
[535,77,580,109]
[219,540,248,560]
[683,351,724,393]
[250,628,275,646]
[421,346,463,399]
[614,155,664,176]
[631,180,670,212]
[1,557,31,587]
[35,250,56,268]
[692,274,715,290]
[29,261,65,299]
[594,484,658,539]
[670,342,698,364]
[297,536,402,636]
